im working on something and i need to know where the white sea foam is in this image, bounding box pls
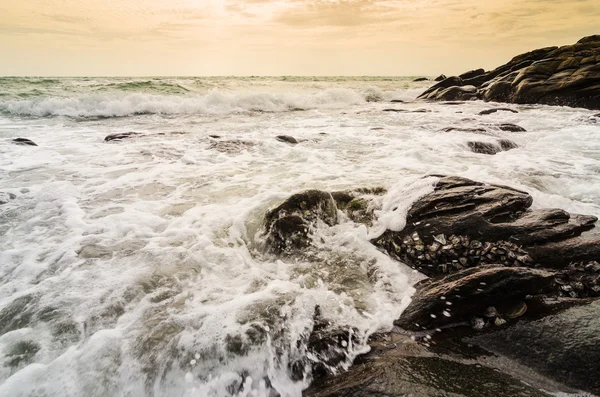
[1,77,600,396]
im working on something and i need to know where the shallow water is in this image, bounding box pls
[0,77,599,397]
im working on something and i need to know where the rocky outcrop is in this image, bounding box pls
[419,35,600,110]
[372,176,598,277]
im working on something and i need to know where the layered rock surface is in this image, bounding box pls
[418,35,600,109]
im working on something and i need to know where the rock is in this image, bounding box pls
[370,127,384,131]
[418,36,600,109]
[479,108,519,115]
[425,85,479,101]
[595,113,600,117]
[442,127,488,133]
[12,138,37,146]
[434,74,447,82]
[413,77,429,82]
[263,190,338,254]
[208,135,221,139]
[459,68,486,80]
[0,192,16,205]
[305,346,552,397]
[331,187,386,226]
[383,108,408,112]
[104,132,143,142]
[395,266,556,331]
[390,99,404,103]
[372,176,598,276]
[276,135,299,144]
[467,299,600,395]
[497,123,527,132]
[467,139,518,154]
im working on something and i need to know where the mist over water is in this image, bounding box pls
[1,77,599,397]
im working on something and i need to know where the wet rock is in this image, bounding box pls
[370,127,384,131]
[479,108,519,115]
[276,135,299,144]
[497,123,527,132]
[383,108,408,112]
[442,127,487,133]
[395,266,556,331]
[263,190,338,254]
[434,74,447,82]
[305,352,551,397]
[208,135,221,139]
[0,192,16,205]
[390,99,404,103]
[331,187,386,226]
[498,139,519,151]
[467,299,600,395]
[459,68,486,80]
[413,77,429,82]
[372,176,598,276]
[418,36,600,110]
[467,139,518,154]
[424,85,479,101]
[104,132,143,142]
[12,138,37,146]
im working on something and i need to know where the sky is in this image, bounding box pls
[0,0,598,76]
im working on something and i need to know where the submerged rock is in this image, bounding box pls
[418,35,600,110]
[208,140,255,154]
[276,135,299,144]
[263,190,338,254]
[467,140,518,155]
[442,127,488,133]
[0,192,16,205]
[104,132,143,142]
[372,176,598,276]
[497,123,527,132]
[479,108,519,115]
[12,138,37,146]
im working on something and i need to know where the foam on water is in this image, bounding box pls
[1,77,600,396]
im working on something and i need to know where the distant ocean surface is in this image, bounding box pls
[1,77,600,397]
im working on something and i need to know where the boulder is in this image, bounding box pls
[276,135,299,144]
[468,139,518,155]
[413,77,429,82]
[104,132,143,142]
[372,176,598,276]
[434,74,447,82]
[263,190,338,254]
[12,138,37,146]
[479,108,519,115]
[497,123,527,132]
[418,36,600,109]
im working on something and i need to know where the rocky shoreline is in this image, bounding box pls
[259,173,600,396]
[418,35,600,110]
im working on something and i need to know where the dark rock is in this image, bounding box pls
[208,135,221,139]
[104,132,143,142]
[434,74,447,82]
[425,85,479,101]
[459,68,486,80]
[372,176,598,276]
[442,127,488,133]
[468,141,502,154]
[263,190,338,254]
[594,113,600,117]
[467,140,517,154]
[383,108,409,112]
[413,77,429,82]
[370,127,384,131]
[467,299,600,395]
[497,123,527,132]
[479,108,519,115]
[441,101,465,105]
[305,349,551,397]
[418,36,600,110]
[276,135,299,144]
[390,99,404,103]
[12,138,37,146]
[0,192,16,205]
[331,187,386,226]
[395,266,556,331]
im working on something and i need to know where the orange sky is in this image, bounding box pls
[1,0,598,76]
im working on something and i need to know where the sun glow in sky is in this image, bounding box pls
[1,0,598,76]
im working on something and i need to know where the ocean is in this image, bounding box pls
[1,76,599,397]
